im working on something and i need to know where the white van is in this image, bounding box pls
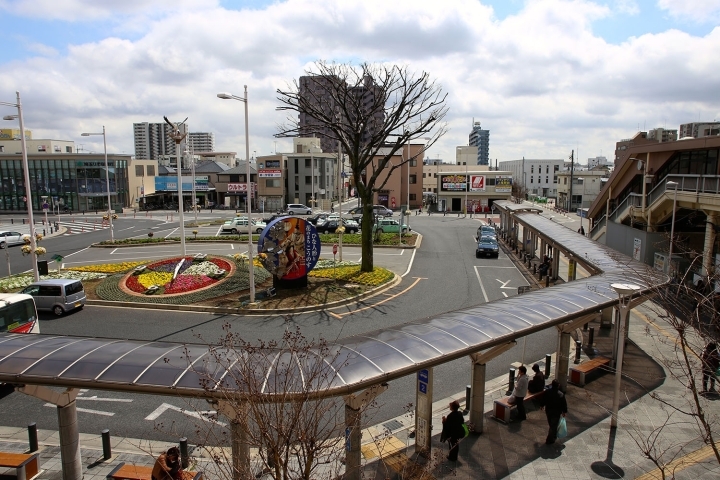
[21,279,86,316]
[285,204,312,215]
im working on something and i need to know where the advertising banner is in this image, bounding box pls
[257,217,321,281]
[259,169,282,178]
[469,175,486,192]
[155,177,208,191]
[227,182,256,193]
[440,174,467,192]
[495,176,513,193]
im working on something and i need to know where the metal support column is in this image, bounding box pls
[556,330,571,392]
[568,259,577,281]
[344,384,388,479]
[703,212,717,277]
[470,363,486,433]
[57,401,82,480]
[216,401,249,480]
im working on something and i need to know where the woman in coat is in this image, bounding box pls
[440,400,465,461]
[540,380,568,444]
[151,447,182,480]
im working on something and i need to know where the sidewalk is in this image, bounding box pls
[1,303,717,479]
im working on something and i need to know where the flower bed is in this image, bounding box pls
[308,265,394,286]
[69,261,146,274]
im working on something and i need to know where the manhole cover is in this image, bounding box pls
[383,419,404,432]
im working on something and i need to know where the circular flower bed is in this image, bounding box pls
[122,256,234,296]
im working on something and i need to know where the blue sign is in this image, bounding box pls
[418,381,427,394]
[345,428,351,452]
[257,217,321,280]
[418,369,429,383]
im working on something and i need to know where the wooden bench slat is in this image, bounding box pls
[570,356,610,386]
[107,462,202,480]
[0,452,40,480]
[493,389,546,423]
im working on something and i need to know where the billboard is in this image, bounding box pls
[155,177,208,191]
[257,217,321,281]
[495,176,513,193]
[440,174,467,192]
[469,175,486,192]
[227,182,257,193]
[258,169,282,178]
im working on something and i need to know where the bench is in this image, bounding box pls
[0,452,41,480]
[493,389,546,424]
[569,356,611,387]
[107,463,203,480]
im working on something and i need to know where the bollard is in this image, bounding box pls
[28,423,38,452]
[23,218,26,224]
[545,273,550,287]
[179,437,189,469]
[545,354,552,378]
[11,218,13,224]
[465,385,471,411]
[43,229,46,236]
[507,367,516,395]
[589,327,595,347]
[575,340,582,364]
[584,322,588,331]
[102,429,112,460]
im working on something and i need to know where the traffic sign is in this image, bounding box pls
[333,243,338,255]
[42,203,49,211]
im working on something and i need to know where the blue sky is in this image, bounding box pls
[0,0,718,161]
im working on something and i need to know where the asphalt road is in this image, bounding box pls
[0,211,559,443]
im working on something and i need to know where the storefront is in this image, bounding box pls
[436,171,514,213]
[154,176,212,208]
[0,154,131,213]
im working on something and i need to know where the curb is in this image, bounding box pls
[89,238,420,249]
[85,273,403,315]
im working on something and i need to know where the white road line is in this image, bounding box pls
[145,402,227,426]
[44,403,115,416]
[402,248,417,277]
[473,266,490,303]
[76,396,133,403]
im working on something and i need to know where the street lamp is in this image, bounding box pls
[577,177,586,235]
[81,127,114,243]
[610,282,641,429]
[666,181,679,277]
[2,92,39,280]
[218,87,255,303]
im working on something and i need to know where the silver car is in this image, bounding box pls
[21,279,86,316]
[0,231,25,248]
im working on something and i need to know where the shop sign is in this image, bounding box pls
[155,177,208,191]
[259,169,282,178]
[265,160,281,168]
[76,161,116,167]
[440,174,467,192]
[227,182,256,193]
[495,175,513,193]
[469,175,486,192]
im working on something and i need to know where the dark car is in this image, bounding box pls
[476,235,499,258]
[316,218,360,234]
[477,225,497,239]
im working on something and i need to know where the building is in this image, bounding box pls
[615,128,679,164]
[647,127,678,143]
[0,136,74,155]
[587,156,610,169]
[256,154,286,213]
[435,169,512,213]
[588,133,720,284]
[285,138,339,209]
[187,132,215,153]
[195,151,237,168]
[298,74,384,154]
[556,169,608,213]
[498,158,567,200]
[679,122,720,139]
[133,122,187,161]
[468,121,490,165]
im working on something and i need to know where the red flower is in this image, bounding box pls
[126,275,146,293]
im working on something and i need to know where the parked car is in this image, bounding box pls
[221,218,267,234]
[476,235,499,258]
[20,279,86,316]
[372,205,394,217]
[477,225,497,239]
[372,218,410,234]
[0,231,25,249]
[316,218,360,234]
[307,213,329,225]
[285,204,312,215]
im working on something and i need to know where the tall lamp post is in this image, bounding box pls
[81,126,114,242]
[576,177,586,235]
[666,181,679,277]
[2,91,39,280]
[218,87,255,303]
[610,282,641,428]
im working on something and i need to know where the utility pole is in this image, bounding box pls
[568,150,575,212]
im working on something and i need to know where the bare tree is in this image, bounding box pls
[277,61,448,271]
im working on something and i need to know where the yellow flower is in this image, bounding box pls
[69,261,146,273]
[137,272,173,288]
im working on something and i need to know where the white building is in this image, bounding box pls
[133,122,187,160]
[498,158,568,199]
[188,132,215,153]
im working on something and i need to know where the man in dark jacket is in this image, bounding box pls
[440,400,465,461]
[540,380,568,444]
[528,363,545,394]
[701,342,720,393]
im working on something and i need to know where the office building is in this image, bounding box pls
[133,122,187,161]
[469,121,490,165]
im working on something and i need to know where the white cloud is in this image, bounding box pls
[0,0,218,21]
[0,0,719,164]
[658,0,720,24]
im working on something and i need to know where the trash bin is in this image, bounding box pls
[37,260,49,276]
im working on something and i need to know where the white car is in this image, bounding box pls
[222,218,267,234]
[285,204,312,215]
[0,231,25,248]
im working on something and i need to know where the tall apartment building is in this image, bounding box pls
[133,122,187,161]
[298,74,384,154]
[468,121,490,165]
[187,132,215,153]
[679,122,720,138]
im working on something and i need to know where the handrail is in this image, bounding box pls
[590,214,606,236]
[609,193,642,222]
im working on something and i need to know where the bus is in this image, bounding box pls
[0,293,39,334]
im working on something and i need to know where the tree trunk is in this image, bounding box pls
[360,200,374,272]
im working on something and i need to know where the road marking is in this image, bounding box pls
[76,396,133,402]
[145,402,227,426]
[401,248,417,277]
[473,267,490,303]
[44,403,115,416]
[496,279,516,289]
[330,277,425,318]
[502,292,508,297]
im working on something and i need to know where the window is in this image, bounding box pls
[423,173,426,178]
[265,179,280,187]
[530,176,534,183]
[410,159,417,167]
[305,176,311,184]
[0,146,3,153]
[409,175,417,184]
[546,176,549,184]
[531,165,534,173]
[553,176,557,184]
[546,166,549,174]
[66,146,72,153]
[410,193,416,201]
[305,158,311,168]
[563,177,567,185]
[147,165,155,176]
[135,165,144,176]
[230,175,240,182]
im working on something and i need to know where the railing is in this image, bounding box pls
[608,193,642,222]
[647,175,720,207]
[590,214,606,237]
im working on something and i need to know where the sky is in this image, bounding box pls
[0,0,719,165]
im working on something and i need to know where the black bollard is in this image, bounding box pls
[575,341,582,364]
[179,437,189,469]
[102,429,111,460]
[545,273,550,287]
[465,385,471,412]
[10,218,13,224]
[22,218,25,224]
[589,327,595,347]
[507,367,516,395]
[545,354,552,378]
[28,423,38,452]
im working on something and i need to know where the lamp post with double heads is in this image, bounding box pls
[81,126,114,242]
[1,91,39,280]
[666,181,679,277]
[218,87,255,303]
[610,282,641,428]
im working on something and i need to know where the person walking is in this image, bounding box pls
[540,380,568,444]
[508,365,529,421]
[440,400,465,462]
[528,363,545,394]
[701,342,720,393]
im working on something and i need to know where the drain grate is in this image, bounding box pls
[382,419,404,432]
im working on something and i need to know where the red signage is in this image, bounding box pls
[333,243,338,255]
[470,175,486,192]
[227,183,256,193]
[391,197,396,208]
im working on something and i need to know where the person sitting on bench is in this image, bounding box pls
[528,363,545,394]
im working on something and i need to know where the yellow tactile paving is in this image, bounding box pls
[360,435,406,459]
[634,441,720,480]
